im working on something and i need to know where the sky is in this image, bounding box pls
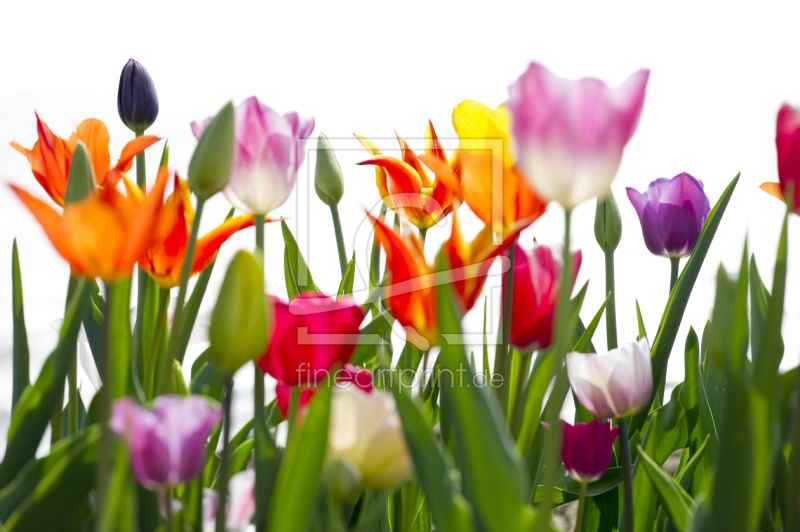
[1,0,799,450]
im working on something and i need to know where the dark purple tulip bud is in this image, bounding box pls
[117,59,159,132]
[626,172,711,258]
[560,420,619,483]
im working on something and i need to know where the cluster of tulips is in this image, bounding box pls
[2,55,799,532]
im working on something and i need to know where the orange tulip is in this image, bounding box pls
[356,121,461,230]
[10,155,175,282]
[451,100,547,233]
[10,114,160,206]
[370,212,520,348]
[125,173,265,288]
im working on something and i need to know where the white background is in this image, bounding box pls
[1,0,799,453]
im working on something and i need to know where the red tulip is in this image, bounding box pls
[506,244,581,352]
[760,103,800,213]
[258,293,364,387]
[274,363,374,417]
[560,420,619,483]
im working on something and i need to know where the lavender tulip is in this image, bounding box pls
[626,172,711,258]
[191,96,315,215]
[566,338,653,420]
[111,395,223,489]
[507,62,649,209]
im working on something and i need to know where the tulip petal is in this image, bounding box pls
[424,120,447,164]
[354,134,393,209]
[192,215,257,275]
[68,119,110,182]
[759,181,783,201]
[115,135,161,174]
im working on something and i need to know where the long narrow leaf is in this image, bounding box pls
[10,240,30,413]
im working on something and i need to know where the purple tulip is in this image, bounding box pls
[191,96,315,215]
[111,395,223,489]
[561,420,619,483]
[626,172,711,258]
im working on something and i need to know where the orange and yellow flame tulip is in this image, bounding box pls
[10,114,160,206]
[451,100,547,233]
[356,121,461,230]
[124,174,263,288]
[11,155,175,282]
[370,212,520,348]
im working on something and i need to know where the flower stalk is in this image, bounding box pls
[618,418,634,532]
[330,204,348,275]
[494,242,517,416]
[605,250,618,350]
[575,482,587,532]
[215,377,234,532]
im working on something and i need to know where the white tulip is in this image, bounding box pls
[566,338,653,419]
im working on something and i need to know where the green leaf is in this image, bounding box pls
[212,439,254,488]
[10,240,30,413]
[0,280,90,489]
[632,411,660,532]
[64,141,96,204]
[267,387,332,531]
[337,252,357,298]
[515,351,553,458]
[532,467,623,504]
[755,210,787,391]
[60,396,87,439]
[2,426,100,531]
[674,435,709,493]
[649,383,687,464]
[630,172,739,434]
[635,299,647,340]
[393,390,474,532]
[190,348,226,402]
[281,220,320,296]
[434,259,535,532]
[748,255,770,364]
[636,445,690,532]
[177,244,218,364]
[350,312,395,366]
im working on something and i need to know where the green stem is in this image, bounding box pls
[149,288,171,399]
[215,377,234,532]
[510,352,530,435]
[419,226,428,249]
[253,212,268,530]
[605,250,618,350]
[669,257,680,293]
[619,418,634,532]
[163,489,173,532]
[164,197,206,393]
[575,482,587,532]
[330,204,348,275]
[493,242,517,417]
[133,130,148,402]
[66,275,78,435]
[533,208,572,532]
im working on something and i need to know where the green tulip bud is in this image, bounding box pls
[594,191,622,252]
[188,101,236,200]
[209,250,271,374]
[314,132,344,206]
[64,141,96,204]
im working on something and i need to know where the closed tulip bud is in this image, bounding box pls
[188,101,236,200]
[209,250,271,374]
[117,59,159,133]
[547,420,619,484]
[594,191,622,251]
[64,140,96,205]
[315,132,344,206]
[567,338,653,419]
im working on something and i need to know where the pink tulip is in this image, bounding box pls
[566,338,653,419]
[111,395,222,489]
[506,244,582,352]
[507,62,649,209]
[775,104,800,210]
[191,96,315,215]
[258,293,364,387]
[559,420,619,483]
[274,363,374,417]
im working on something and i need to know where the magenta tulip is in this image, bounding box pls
[507,62,649,209]
[626,172,711,258]
[561,420,619,483]
[191,96,315,215]
[111,395,222,489]
[258,293,364,387]
[506,244,582,352]
[774,104,800,211]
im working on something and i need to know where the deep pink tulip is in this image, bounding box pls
[626,172,711,258]
[191,96,314,215]
[560,420,619,483]
[111,395,222,489]
[258,293,364,387]
[507,62,649,209]
[274,363,374,417]
[775,104,800,211]
[506,244,582,352]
